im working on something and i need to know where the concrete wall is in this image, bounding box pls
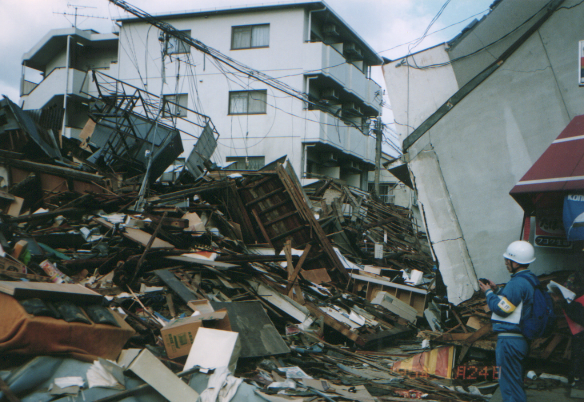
[403,0,584,290]
[116,6,378,184]
[382,45,459,143]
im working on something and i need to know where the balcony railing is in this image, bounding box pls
[303,110,376,164]
[303,42,382,110]
[20,67,97,110]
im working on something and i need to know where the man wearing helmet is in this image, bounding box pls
[479,240,538,402]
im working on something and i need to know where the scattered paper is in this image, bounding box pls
[87,360,125,390]
[278,366,312,379]
[547,280,576,303]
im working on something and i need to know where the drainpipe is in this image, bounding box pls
[61,34,71,144]
[373,118,383,198]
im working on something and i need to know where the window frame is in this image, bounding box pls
[228,90,267,115]
[231,24,270,50]
[162,93,188,118]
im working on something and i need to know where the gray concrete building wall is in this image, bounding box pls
[405,0,584,287]
[447,0,552,88]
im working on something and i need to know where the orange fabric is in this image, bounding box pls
[391,346,455,378]
[0,292,135,360]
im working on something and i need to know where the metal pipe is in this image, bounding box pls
[61,34,71,142]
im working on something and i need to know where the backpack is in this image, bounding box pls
[520,274,556,340]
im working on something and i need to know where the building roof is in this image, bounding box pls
[402,0,563,151]
[116,0,382,65]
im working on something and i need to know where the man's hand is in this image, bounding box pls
[479,278,497,293]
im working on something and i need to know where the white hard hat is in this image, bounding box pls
[503,240,535,265]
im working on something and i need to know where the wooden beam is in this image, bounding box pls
[1,157,108,185]
[251,209,275,249]
[245,187,285,207]
[452,310,468,333]
[271,224,310,243]
[257,199,290,215]
[263,210,299,227]
[285,244,312,294]
[6,207,83,223]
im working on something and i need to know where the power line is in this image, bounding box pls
[408,0,452,56]
[109,0,370,133]
[377,8,490,55]
[398,0,567,70]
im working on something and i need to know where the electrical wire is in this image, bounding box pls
[399,0,560,70]
[408,0,452,56]
[377,8,490,55]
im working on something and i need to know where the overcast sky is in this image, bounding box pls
[0,0,494,149]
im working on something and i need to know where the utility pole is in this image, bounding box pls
[373,118,383,198]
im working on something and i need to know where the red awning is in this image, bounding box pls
[510,115,584,214]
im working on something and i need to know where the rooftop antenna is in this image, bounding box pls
[54,4,109,28]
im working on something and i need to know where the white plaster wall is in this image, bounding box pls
[382,45,459,143]
[408,148,477,304]
[390,184,413,209]
[46,49,68,75]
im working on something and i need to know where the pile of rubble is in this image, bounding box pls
[0,94,575,401]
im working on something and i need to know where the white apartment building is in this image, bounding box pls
[20,28,119,138]
[20,1,382,189]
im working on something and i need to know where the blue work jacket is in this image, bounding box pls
[485,270,536,334]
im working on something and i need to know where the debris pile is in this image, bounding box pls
[0,95,576,401]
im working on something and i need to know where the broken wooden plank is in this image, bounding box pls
[132,212,168,284]
[300,268,331,284]
[94,218,174,249]
[1,157,109,186]
[304,302,366,346]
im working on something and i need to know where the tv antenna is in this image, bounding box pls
[54,3,109,28]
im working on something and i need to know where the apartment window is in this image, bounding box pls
[231,24,269,49]
[166,30,191,54]
[368,183,393,203]
[229,90,267,115]
[163,94,188,117]
[226,156,265,170]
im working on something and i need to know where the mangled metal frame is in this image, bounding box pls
[83,71,219,181]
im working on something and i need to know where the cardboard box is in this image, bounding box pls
[160,309,231,359]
